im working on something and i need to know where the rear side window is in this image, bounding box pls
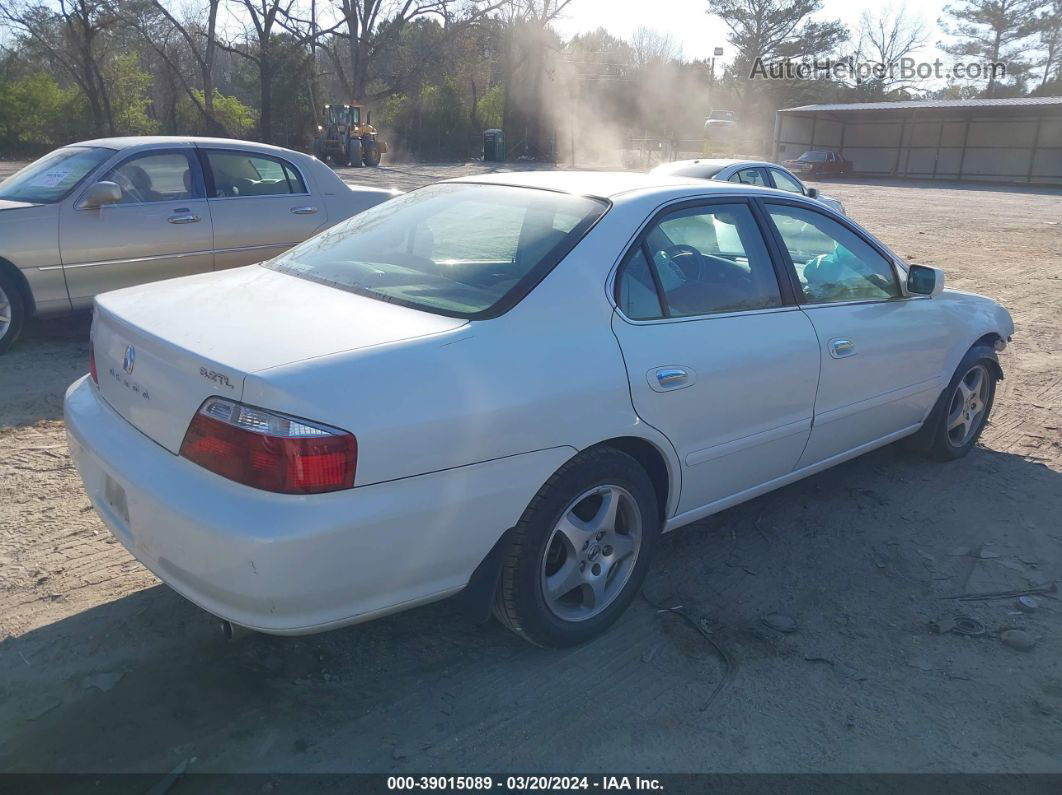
[615,203,782,319]
[267,183,607,318]
[203,150,306,198]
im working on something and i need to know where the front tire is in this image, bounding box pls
[347,138,363,168]
[915,346,999,460]
[0,269,26,355]
[493,447,659,647]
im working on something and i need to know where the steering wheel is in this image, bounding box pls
[660,244,709,283]
[111,171,143,203]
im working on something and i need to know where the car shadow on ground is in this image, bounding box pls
[0,313,91,429]
[3,442,1061,777]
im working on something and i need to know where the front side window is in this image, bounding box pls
[728,168,766,186]
[616,203,781,319]
[204,150,306,198]
[0,146,113,204]
[103,151,198,204]
[769,169,804,194]
[799,152,827,162]
[766,205,900,304]
[267,183,607,317]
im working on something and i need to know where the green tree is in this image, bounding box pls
[939,0,1044,96]
[108,53,158,135]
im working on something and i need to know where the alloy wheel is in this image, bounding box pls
[946,363,990,447]
[540,485,642,622]
[0,283,11,341]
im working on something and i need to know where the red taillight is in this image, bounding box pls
[179,398,357,494]
[88,343,98,385]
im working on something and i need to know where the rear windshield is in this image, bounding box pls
[0,146,113,204]
[267,183,608,318]
[661,164,726,179]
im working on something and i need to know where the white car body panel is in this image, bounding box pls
[66,377,575,634]
[612,308,820,513]
[65,171,1013,635]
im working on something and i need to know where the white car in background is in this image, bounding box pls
[0,137,397,352]
[652,158,847,215]
[66,171,1012,647]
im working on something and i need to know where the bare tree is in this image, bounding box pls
[855,4,928,95]
[122,0,228,134]
[322,0,506,103]
[0,0,117,135]
[629,26,682,68]
[216,0,344,142]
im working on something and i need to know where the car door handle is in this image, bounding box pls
[649,367,695,392]
[829,338,857,358]
[290,206,318,215]
[168,214,200,224]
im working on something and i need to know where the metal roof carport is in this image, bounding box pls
[773,97,1062,185]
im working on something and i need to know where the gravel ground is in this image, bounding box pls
[1,160,1062,779]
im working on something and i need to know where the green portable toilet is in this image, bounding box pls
[483,129,505,162]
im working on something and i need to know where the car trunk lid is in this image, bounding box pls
[92,265,466,453]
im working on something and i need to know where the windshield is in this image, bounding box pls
[0,146,113,204]
[709,111,734,121]
[799,151,828,162]
[267,183,608,318]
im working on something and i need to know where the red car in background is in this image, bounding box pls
[784,150,853,176]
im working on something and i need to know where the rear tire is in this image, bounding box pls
[0,268,26,355]
[911,345,999,461]
[493,447,659,647]
[347,138,363,168]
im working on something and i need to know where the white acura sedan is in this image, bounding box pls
[65,171,1013,647]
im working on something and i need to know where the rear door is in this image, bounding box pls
[60,147,213,306]
[199,147,327,270]
[762,201,952,466]
[611,199,820,515]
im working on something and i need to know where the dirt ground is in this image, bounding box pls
[1,160,1062,780]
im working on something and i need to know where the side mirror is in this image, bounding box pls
[81,181,122,208]
[805,187,819,199]
[907,263,945,296]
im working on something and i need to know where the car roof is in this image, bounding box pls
[651,159,782,175]
[67,136,306,158]
[446,169,779,200]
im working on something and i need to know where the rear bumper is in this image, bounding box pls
[65,376,573,634]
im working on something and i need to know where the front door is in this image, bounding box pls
[60,148,213,307]
[199,148,327,270]
[763,202,952,466]
[611,200,821,515]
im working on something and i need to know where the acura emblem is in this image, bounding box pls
[122,345,136,375]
